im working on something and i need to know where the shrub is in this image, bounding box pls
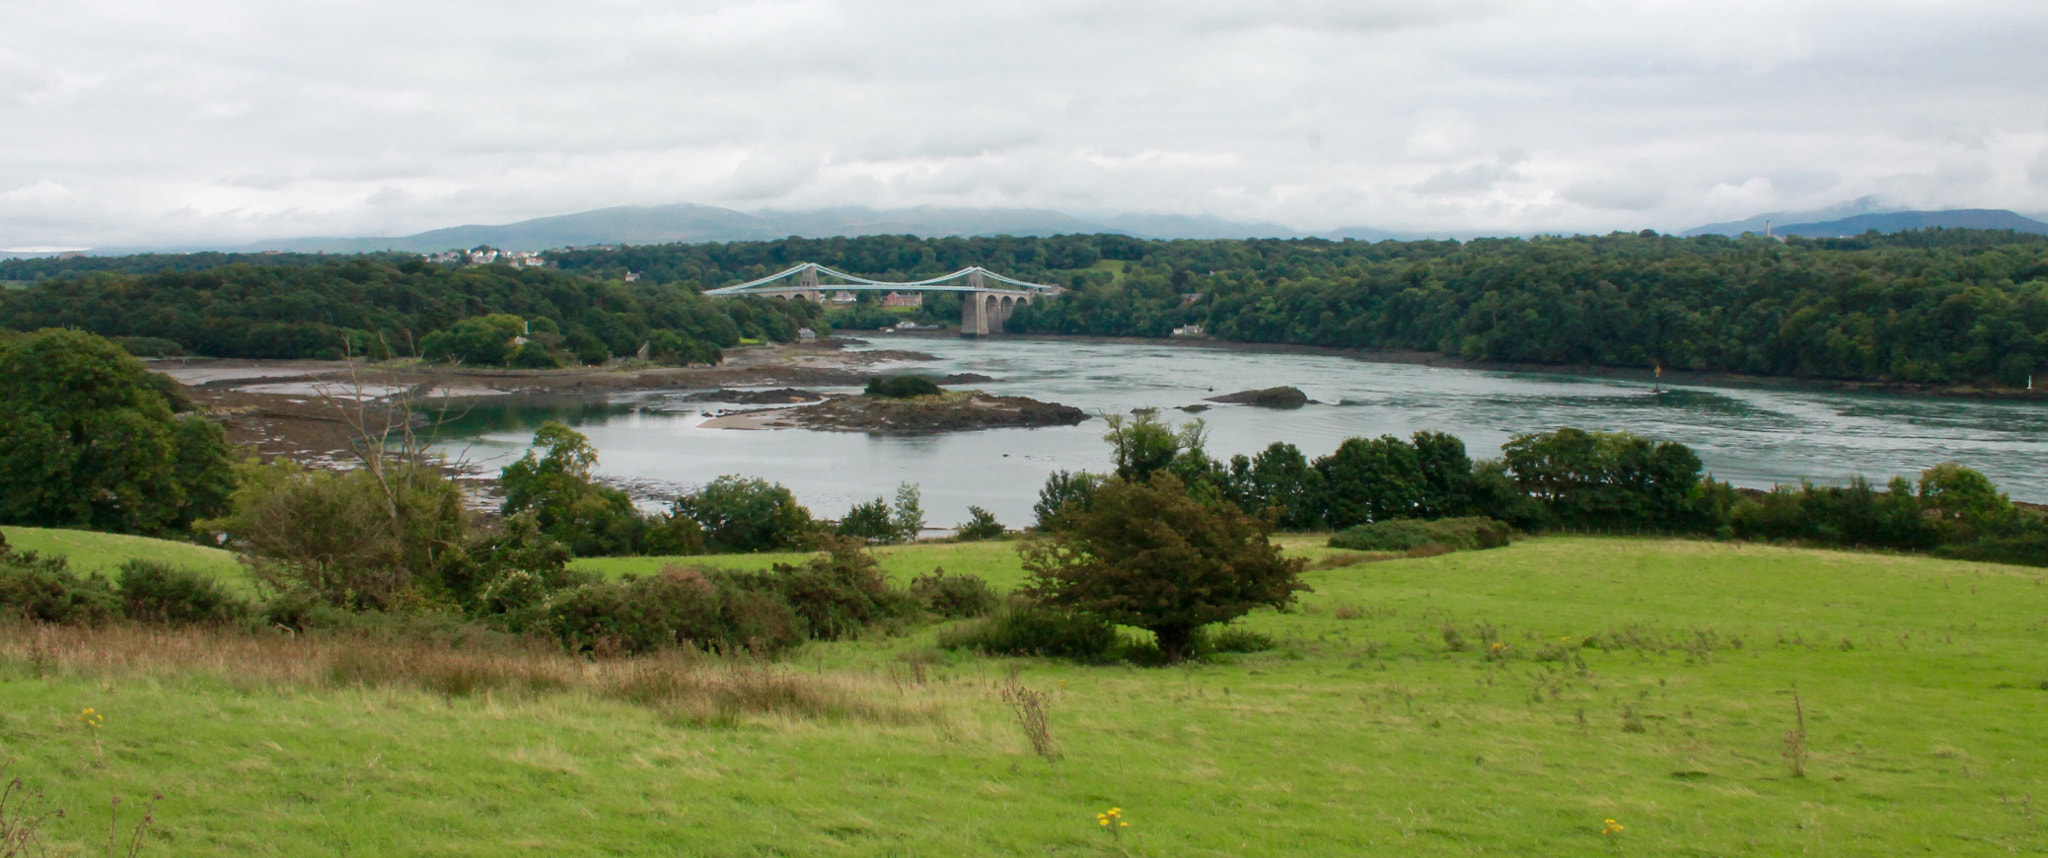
[541,566,727,655]
[836,484,925,544]
[954,506,1006,540]
[907,568,999,618]
[113,335,188,358]
[0,548,119,625]
[1327,516,1512,553]
[1207,625,1277,654]
[837,497,898,541]
[713,584,806,654]
[864,375,941,399]
[205,459,469,610]
[937,596,1119,659]
[448,513,592,619]
[763,538,917,640]
[498,422,649,557]
[507,342,564,369]
[115,560,247,624]
[672,475,818,552]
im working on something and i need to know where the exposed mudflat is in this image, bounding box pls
[149,340,934,465]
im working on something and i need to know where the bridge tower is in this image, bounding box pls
[796,264,821,302]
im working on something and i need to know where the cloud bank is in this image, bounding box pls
[2,0,2044,247]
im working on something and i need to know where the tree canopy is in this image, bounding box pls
[1020,473,1305,662]
[0,329,236,537]
[0,258,820,364]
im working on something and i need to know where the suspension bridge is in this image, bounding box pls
[701,263,1061,336]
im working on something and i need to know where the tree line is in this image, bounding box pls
[12,227,2046,385]
[555,228,2048,387]
[1037,412,2046,567]
[0,259,823,365]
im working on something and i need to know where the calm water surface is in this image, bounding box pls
[433,337,2048,527]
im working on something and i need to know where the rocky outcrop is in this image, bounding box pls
[778,391,1087,434]
[680,388,825,404]
[1205,386,1309,408]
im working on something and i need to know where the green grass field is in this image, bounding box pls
[3,535,2045,855]
[3,526,241,579]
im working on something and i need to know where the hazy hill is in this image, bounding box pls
[1772,209,2048,238]
[1683,200,2048,238]
[1681,197,1891,236]
[88,204,1434,255]
[200,205,1121,254]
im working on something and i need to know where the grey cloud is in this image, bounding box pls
[1,0,2046,247]
[1413,161,1519,196]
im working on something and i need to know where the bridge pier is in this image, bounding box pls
[960,290,1030,337]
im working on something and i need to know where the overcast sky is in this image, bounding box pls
[3,0,2045,248]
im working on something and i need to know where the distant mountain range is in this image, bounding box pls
[71,204,1444,255]
[1682,202,2048,238]
[27,200,2048,258]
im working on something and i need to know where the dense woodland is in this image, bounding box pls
[0,259,822,364]
[555,229,2048,386]
[3,228,2046,384]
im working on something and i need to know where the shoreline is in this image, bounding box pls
[155,332,2045,473]
[884,330,2048,403]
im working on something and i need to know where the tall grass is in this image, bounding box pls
[0,619,932,725]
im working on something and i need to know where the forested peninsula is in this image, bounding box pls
[4,227,2046,387]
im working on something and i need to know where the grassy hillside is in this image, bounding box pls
[2,525,241,579]
[3,536,2044,855]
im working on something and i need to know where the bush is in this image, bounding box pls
[864,375,941,399]
[447,513,592,619]
[836,484,925,544]
[0,549,120,625]
[541,566,728,655]
[206,459,469,610]
[115,559,247,624]
[533,540,915,655]
[112,335,188,358]
[507,342,564,369]
[908,568,999,618]
[837,497,898,542]
[937,596,1119,659]
[672,475,818,553]
[1327,516,1512,553]
[762,538,918,640]
[1206,625,1277,654]
[954,506,1006,540]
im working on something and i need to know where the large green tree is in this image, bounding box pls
[0,329,237,537]
[1020,473,1305,662]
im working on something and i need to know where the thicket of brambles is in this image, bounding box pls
[0,258,822,365]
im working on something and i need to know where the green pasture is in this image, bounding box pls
[2,525,241,580]
[3,535,2046,854]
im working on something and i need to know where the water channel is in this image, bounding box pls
[432,336,2048,527]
